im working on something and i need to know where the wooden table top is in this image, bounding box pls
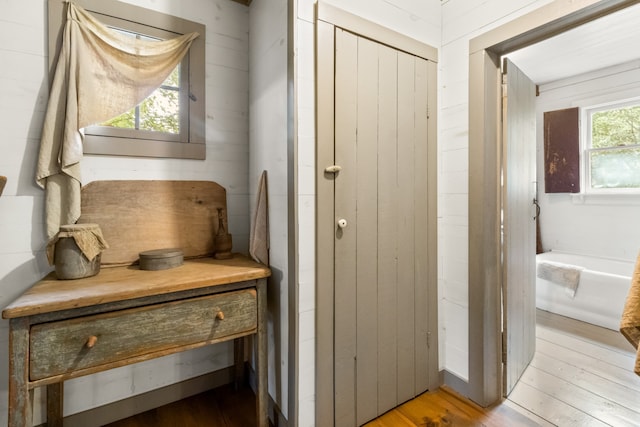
[2,254,270,319]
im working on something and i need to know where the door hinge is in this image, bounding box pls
[427,331,431,349]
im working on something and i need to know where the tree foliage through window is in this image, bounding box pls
[102,65,180,134]
[589,103,640,190]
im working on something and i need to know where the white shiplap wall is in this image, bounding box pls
[536,61,640,262]
[0,0,250,423]
[294,2,317,424]
[294,1,440,425]
[248,0,289,419]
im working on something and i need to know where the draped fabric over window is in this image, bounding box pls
[36,1,198,239]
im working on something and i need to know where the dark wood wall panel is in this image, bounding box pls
[543,107,580,193]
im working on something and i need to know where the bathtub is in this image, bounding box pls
[536,251,635,330]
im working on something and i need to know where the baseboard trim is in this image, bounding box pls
[41,364,288,427]
[52,367,235,427]
[439,369,470,397]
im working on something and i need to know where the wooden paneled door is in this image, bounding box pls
[332,28,436,426]
[501,58,537,396]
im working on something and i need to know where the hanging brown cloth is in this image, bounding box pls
[620,252,640,376]
[250,171,270,266]
[36,1,198,239]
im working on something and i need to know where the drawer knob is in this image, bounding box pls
[216,311,225,320]
[86,335,98,348]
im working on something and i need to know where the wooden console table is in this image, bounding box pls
[3,255,270,427]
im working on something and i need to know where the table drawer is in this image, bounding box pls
[29,289,257,380]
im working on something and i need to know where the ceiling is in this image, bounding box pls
[504,3,640,85]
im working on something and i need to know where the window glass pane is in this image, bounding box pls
[591,104,640,148]
[590,147,640,189]
[103,108,135,129]
[163,65,180,88]
[139,87,180,133]
[101,66,180,134]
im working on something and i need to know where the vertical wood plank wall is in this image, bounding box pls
[314,4,439,426]
[354,35,380,426]
[333,28,434,426]
[416,58,436,396]
[375,41,400,418]
[396,51,417,406]
[502,59,537,396]
[334,28,359,427]
[306,3,441,426]
[315,18,337,427]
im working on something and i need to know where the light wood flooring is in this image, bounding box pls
[368,309,640,426]
[104,310,640,426]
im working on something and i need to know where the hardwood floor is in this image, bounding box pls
[365,386,552,426]
[509,310,640,426]
[367,309,640,426]
[103,384,261,427]
[103,310,640,426]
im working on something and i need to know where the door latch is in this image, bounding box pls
[324,165,342,173]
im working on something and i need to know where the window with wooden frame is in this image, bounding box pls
[48,0,206,160]
[583,98,640,193]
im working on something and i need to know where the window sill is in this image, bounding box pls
[570,193,640,205]
[84,135,205,160]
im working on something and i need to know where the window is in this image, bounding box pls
[101,64,182,135]
[48,0,206,160]
[97,29,183,137]
[584,99,640,193]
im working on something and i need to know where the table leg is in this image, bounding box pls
[256,279,268,427]
[47,382,64,427]
[233,337,246,390]
[8,318,32,427]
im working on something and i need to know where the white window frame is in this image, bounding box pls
[582,97,640,195]
[48,0,206,160]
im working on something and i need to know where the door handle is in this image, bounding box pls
[337,218,348,229]
[325,165,342,173]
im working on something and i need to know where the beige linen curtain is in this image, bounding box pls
[37,1,198,239]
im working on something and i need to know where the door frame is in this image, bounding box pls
[316,3,439,425]
[468,0,640,407]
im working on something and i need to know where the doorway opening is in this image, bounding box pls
[468,0,640,408]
